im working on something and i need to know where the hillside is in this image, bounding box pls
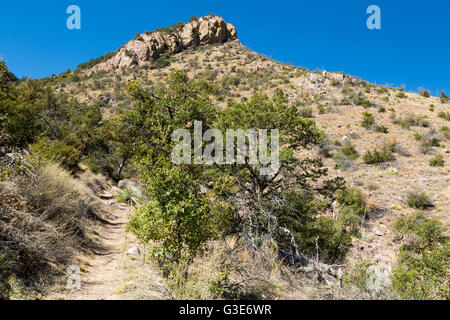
[1,14,449,300]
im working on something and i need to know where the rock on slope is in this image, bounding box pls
[91,15,237,73]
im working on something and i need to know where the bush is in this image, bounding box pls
[355,95,373,108]
[363,146,395,164]
[394,115,429,129]
[393,244,449,300]
[30,137,82,172]
[76,52,115,71]
[342,260,372,292]
[154,54,171,69]
[336,187,366,217]
[429,155,445,167]
[375,125,388,133]
[117,185,142,205]
[361,112,375,128]
[394,212,446,248]
[338,144,359,160]
[419,88,431,98]
[440,91,448,104]
[392,213,449,300]
[440,126,450,139]
[406,192,433,210]
[129,164,219,275]
[438,111,450,121]
[275,189,361,263]
[0,250,14,299]
[318,138,334,158]
[418,129,441,154]
[396,91,407,99]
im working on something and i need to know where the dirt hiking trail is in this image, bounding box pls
[46,190,169,300]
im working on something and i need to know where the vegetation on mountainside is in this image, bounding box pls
[1,62,105,298]
[121,70,367,297]
[75,51,115,72]
[1,23,448,300]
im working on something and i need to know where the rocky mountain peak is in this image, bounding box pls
[89,15,237,73]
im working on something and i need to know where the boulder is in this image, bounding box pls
[127,247,140,255]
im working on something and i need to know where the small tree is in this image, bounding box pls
[419,88,431,98]
[440,91,448,104]
[216,89,350,262]
[125,70,221,274]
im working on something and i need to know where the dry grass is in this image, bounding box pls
[0,160,105,297]
[169,235,372,300]
[168,237,283,300]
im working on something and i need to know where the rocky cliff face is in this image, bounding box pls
[90,15,237,73]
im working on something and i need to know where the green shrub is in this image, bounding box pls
[396,91,407,99]
[406,192,433,209]
[189,15,199,22]
[331,79,340,87]
[129,164,221,275]
[376,87,389,95]
[75,52,115,71]
[393,244,449,300]
[419,89,431,98]
[30,137,82,172]
[275,189,362,263]
[356,96,373,108]
[361,112,375,128]
[336,187,366,217]
[440,126,450,139]
[154,54,171,68]
[394,212,446,248]
[375,125,388,133]
[392,212,449,300]
[394,115,429,129]
[413,132,422,141]
[419,131,441,154]
[363,146,395,164]
[440,91,448,104]
[429,155,445,167]
[317,104,326,114]
[0,250,14,300]
[338,144,359,160]
[438,111,450,121]
[343,260,373,292]
[117,185,142,205]
[134,32,144,41]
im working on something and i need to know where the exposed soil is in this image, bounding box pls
[45,191,168,300]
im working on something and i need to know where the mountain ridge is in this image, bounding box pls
[79,14,237,73]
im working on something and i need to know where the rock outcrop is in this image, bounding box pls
[90,15,237,73]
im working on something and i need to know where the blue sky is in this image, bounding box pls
[0,0,449,95]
